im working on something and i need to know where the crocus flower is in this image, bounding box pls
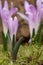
[36,0,43,18]
[17,1,41,38]
[0,0,18,37]
[8,16,18,41]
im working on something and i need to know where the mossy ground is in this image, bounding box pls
[0,43,43,65]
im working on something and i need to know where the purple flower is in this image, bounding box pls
[8,16,18,41]
[36,0,43,18]
[17,1,41,38]
[0,0,18,37]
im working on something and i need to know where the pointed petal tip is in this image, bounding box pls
[15,8,18,11]
[9,7,18,16]
[11,1,13,5]
[24,0,29,5]
[11,1,13,8]
[0,0,2,9]
[14,16,17,19]
[0,0,1,3]
[14,16,18,21]
[4,0,8,9]
[4,0,8,4]
[24,0,29,12]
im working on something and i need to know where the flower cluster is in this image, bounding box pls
[0,0,43,62]
[0,0,18,41]
[17,0,43,42]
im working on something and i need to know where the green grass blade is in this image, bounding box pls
[2,32,8,51]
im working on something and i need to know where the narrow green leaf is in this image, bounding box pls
[32,28,35,38]
[12,37,24,61]
[11,35,16,62]
[2,32,8,51]
[33,24,42,44]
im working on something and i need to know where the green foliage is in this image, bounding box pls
[32,28,35,38]
[0,44,43,65]
[2,32,8,51]
[8,30,24,61]
[32,24,42,44]
[34,25,42,44]
[11,37,24,62]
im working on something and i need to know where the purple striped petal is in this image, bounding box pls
[24,1,36,15]
[29,5,36,14]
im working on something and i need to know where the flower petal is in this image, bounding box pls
[9,8,18,16]
[3,24,8,37]
[24,1,29,12]
[35,12,41,35]
[36,0,42,9]
[4,0,8,10]
[8,17,14,41]
[13,16,18,35]
[8,17,13,36]
[29,5,36,14]
[1,7,9,27]
[28,18,35,38]
[1,8,8,37]
[8,16,18,40]
[24,1,36,15]
[36,0,43,18]
[17,12,28,21]
[11,1,13,8]
[25,4,36,17]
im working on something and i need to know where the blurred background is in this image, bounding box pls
[0,0,43,44]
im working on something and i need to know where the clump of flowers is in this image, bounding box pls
[0,0,42,62]
[0,0,23,62]
[17,0,42,44]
